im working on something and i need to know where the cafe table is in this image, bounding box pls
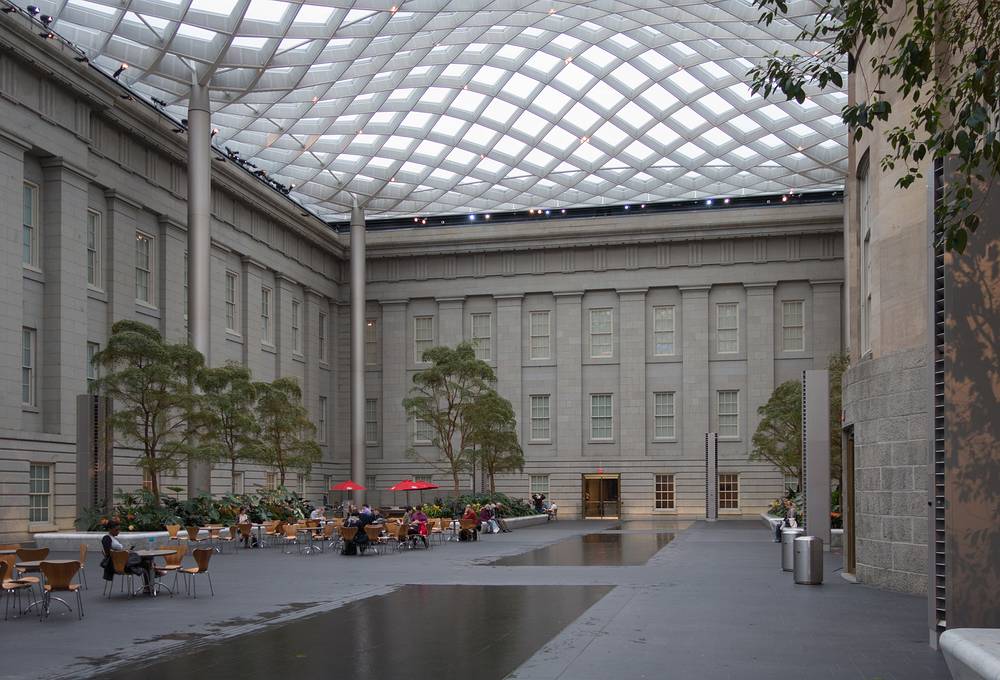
[296,526,324,554]
[14,559,78,613]
[134,549,176,596]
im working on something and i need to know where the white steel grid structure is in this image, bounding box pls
[20,0,847,219]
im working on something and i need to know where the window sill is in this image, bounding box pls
[29,522,57,533]
[225,330,243,343]
[22,266,44,283]
[292,352,305,363]
[720,508,742,515]
[652,437,678,443]
[261,342,276,354]
[365,442,379,447]
[718,436,741,442]
[21,405,40,414]
[652,508,678,514]
[528,439,552,445]
[413,441,432,447]
[319,360,330,368]
[87,287,108,302]
[588,439,615,444]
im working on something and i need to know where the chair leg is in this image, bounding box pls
[77,589,84,619]
[207,573,214,597]
[80,567,88,590]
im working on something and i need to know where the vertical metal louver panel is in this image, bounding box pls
[933,157,947,631]
[801,371,808,528]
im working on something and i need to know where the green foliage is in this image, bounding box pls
[422,492,535,518]
[465,389,525,494]
[195,363,259,493]
[75,487,311,531]
[92,321,205,502]
[403,343,496,494]
[749,0,1000,252]
[247,377,321,487]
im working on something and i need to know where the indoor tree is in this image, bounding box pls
[748,0,1000,252]
[195,363,259,493]
[247,377,321,487]
[465,388,524,494]
[91,320,204,503]
[403,342,495,495]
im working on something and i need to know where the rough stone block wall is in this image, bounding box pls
[843,346,929,595]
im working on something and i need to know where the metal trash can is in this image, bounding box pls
[781,527,805,571]
[793,536,824,585]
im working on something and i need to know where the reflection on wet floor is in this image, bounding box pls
[491,532,674,567]
[91,585,612,680]
[605,520,693,532]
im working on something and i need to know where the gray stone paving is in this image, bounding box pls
[0,520,948,680]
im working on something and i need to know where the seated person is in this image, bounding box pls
[344,511,361,528]
[309,506,326,521]
[411,505,429,548]
[479,504,499,534]
[370,509,386,525]
[236,507,253,547]
[543,500,558,520]
[461,504,479,541]
[100,520,149,585]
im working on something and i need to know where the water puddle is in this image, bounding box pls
[491,532,674,566]
[91,585,612,680]
[605,520,691,532]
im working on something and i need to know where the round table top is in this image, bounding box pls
[136,549,176,558]
[15,559,77,568]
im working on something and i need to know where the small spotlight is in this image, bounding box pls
[544,209,550,215]
[74,55,89,63]
[640,204,646,208]
[112,63,128,79]
[624,205,630,210]
[561,209,566,213]
[705,199,713,206]
[1,7,18,13]
[39,13,52,25]
[26,5,39,15]
[38,31,53,38]
[723,197,730,204]
[421,219,427,224]
[484,214,490,219]
[413,217,419,223]
[468,214,476,221]
[211,128,219,137]
[781,195,788,202]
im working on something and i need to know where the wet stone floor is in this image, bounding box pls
[490,531,674,567]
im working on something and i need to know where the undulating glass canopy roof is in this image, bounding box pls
[19,0,847,220]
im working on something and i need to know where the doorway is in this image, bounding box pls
[582,474,620,519]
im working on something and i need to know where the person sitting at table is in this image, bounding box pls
[411,505,430,548]
[353,509,374,554]
[100,520,149,586]
[543,500,558,520]
[480,504,499,534]
[344,511,360,528]
[370,508,386,525]
[309,505,326,521]
[461,504,479,541]
[236,507,253,548]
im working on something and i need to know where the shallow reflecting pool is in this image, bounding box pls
[93,585,612,680]
[491,532,674,567]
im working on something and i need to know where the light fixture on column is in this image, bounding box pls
[211,128,219,137]
[39,13,52,25]
[2,6,18,13]
[112,63,128,79]
[26,5,39,15]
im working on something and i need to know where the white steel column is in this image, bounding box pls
[187,82,212,497]
[350,200,366,505]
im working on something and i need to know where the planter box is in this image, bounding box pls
[941,629,1000,680]
[504,514,549,529]
[34,529,209,553]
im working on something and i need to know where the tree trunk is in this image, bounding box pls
[279,467,286,487]
[150,467,160,503]
[452,468,460,497]
[489,470,496,494]
[231,458,237,494]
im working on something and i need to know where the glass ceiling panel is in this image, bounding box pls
[26,0,846,219]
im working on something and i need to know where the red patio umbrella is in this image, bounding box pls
[330,480,366,491]
[388,480,423,492]
[411,480,439,490]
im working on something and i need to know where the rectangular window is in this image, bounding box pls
[471,313,492,361]
[365,474,377,491]
[86,210,102,288]
[654,474,675,510]
[529,311,551,359]
[529,395,551,441]
[365,399,378,444]
[260,286,272,345]
[530,474,549,496]
[225,271,239,331]
[318,311,328,362]
[590,308,613,358]
[142,468,154,492]
[590,394,613,440]
[717,302,739,354]
[21,327,35,406]
[414,473,433,484]
[414,316,433,362]
[653,392,676,439]
[232,471,245,495]
[782,300,805,351]
[859,164,872,354]
[22,182,38,267]
[317,396,328,444]
[291,299,302,354]
[135,231,154,304]
[264,471,277,490]
[365,319,377,365]
[719,473,739,509]
[297,474,307,496]
[87,342,100,386]
[652,305,675,355]
[718,390,739,438]
[414,417,435,444]
[28,463,52,523]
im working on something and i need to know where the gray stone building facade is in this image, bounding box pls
[0,25,845,542]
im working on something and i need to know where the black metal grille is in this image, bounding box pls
[932,158,946,631]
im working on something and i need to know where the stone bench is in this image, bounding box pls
[503,514,549,529]
[34,529,210,552]
[941,629,1000,680]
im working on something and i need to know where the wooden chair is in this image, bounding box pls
[237,523,254,549]
[154,544,186,593]
[77,543,89,589]
[14,548,48,589]
[180,548,214,598]
[337,526,358,553]
[363,525,384,555]
[459,519,479,541]
[0,544,21,551]
[321,522,338,552]
[104,550,134,598]
[429,519,444,543]
[263,521,281,548]
[281,523,301,554]
[165,524,182,542]
[39,561,83,620]
[0,559,32,620]
[186,526,210,549]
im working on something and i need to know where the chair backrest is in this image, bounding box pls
[0,554,17,577]
[263,520,279,533]
[339,526,358,541]
[40,561,81,590]
[208,527,221,539]
[459,519,477,531]
[322,523,335,538]
[440,518,451,531]
[239,523,253,539]
[0,558,8,582]
[157,544,185,566]
[79,543,88,563]
[111,550,129,575]
[0,544,21,551]
[17,547,49,562]
[364,525,382,541]
[186,526,201,541]
[395,523,409,540]
[192,548,213,573]
[306,519,320,528]
[166,524,181,538]
[284,524,299,538]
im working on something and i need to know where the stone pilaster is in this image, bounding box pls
[745,283,775,436]
[380,300,408,462]
[303,288,324,442]
[40,158,91,435]
[811,280,843,366]
[681,286,710,463]
[495,295,523,429]
[0,133,29,430]
[555,292,583,457]
[618,288,648,458]
[160,218,187,344]
[241,258,267,374]
[437,297,465,347]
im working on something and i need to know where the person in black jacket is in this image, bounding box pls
[100,520,148,585]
